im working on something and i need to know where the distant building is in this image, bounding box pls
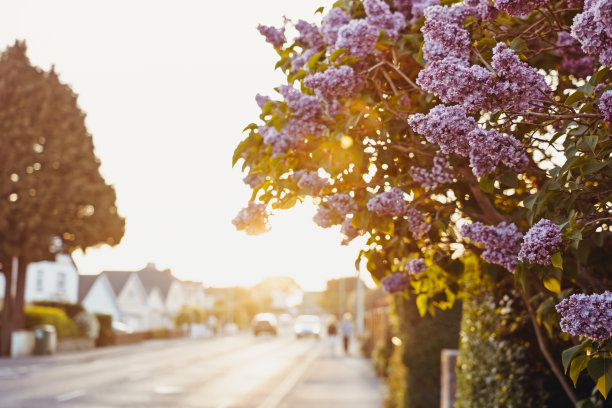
[137,264,186,320]
[101,271,148,330]
[78,274,122,322]
[0,254,79,304]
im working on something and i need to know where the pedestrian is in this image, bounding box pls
[326,315,338,356]
[340,313,353,355]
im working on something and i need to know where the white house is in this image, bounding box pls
[78,274,121,322]
[101,271,148,331]
[137,264,185,320]
[0,254,79,304]
[182,281,208,310]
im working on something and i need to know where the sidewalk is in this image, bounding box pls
[278,341,385,408]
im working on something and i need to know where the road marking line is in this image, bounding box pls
[256,346,320,408]
[56,389,86,402]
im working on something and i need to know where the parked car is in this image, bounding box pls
[294,314,321,339]
[112,321,134,334]
[252,313,278,336]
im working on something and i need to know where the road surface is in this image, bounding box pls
[0,329,383,408]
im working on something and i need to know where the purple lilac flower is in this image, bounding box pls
[381,272,412,293]
[328,193,358,216]
[303,65,363,101]
[255,94,271,109]
[461,221,523,272]
[407,208,431,239]
[341,217,361,245]
[406,258,426,274]
[409,155,454,189]
[408,104,477,155]
[278,85,326,139]
[294,20,325,49]
[492,0,549,16]
[335,19,380,58]
[233,202,269,235]
[364,0,406,39]
[421,18,471,61]
[293,170,329,193]
[599,90,612,123]
[490,43,552,112]
[259,126,293,156]
[257,24,286,48]
[321,8,351,46]
[571,0,612,66]
[467,128,529,177]
[313,206,335,228]
[556,31,597,77]
[518,218,562,265]
[367,187,408,217]
[556,291,612,341]
[394,0,414,20]
[464,0,499,21]
[410,0,441,23]
[243,173,262,188]
[416,58,495,113]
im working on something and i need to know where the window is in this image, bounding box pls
[57,272,66,293]
[36,270,44,292]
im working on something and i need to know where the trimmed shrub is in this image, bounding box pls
[385,295,462,408]
[33,301,85,319]
[95,314,114,347]
[25,305,79,339]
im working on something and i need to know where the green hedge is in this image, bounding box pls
[385,295,462,408]
[25,305,79,339]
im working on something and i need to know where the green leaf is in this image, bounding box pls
[565,90,585,106]
[569,355,590,387]
[562,341,591,372]
[594,67,610,86]
[510,37,527,53]
[479,174,494,194]
[551,252,563,270]
[523,193,537,210]
[499,172,519,188]
[583,135,598,152]
[314,6,325,14]
[330,48,347,62]
[416,294,428,317]
[543,274,561,294]
[596,368,612,399]
[587,356,607,381]
[307,50,325,70]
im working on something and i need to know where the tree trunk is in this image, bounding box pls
[0,260,14,357]
[14,255,27,331]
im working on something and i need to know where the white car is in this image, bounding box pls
[294,315,321,339]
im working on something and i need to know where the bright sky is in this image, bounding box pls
[0,0,375,291]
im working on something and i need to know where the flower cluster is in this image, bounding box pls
[321,7,351,46]
[243,173,262,188]
[278,85,325,141]
[313,206,335,228]
[556,291,612,341]
[556,31,597,77]
[367,187,407,217]
[364,0,406,39]
[293,169,329,193]
[303,65,363,101]
[407,208,431,239]
[336,19,380,58]
[599,90,612,124]
[571,0,612,67]
[408,104,528,176]
[328,193,358,216]
[461,222,523,272]
[518,219,562,265]
[255,94,270,108]
[406,258,426,274]
[381,272,412,293]
[257,24,286,48]
[294,19,325,49]
[341,217,361,245]
[232,202,269,235]
[409,155,454,190]
[259,126,293,156]
[492,0,549,16]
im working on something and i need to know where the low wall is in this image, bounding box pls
[57,338,95,353]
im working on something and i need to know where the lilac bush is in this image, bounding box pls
[409,155,454,190]
[406,208,431,239]
[599,90,612,123]
[257,24,286,48]
[293,170,329,193]
[406,258,426,274]
[232,201,269,235]
[364,0,406,39]
[381,272,412,293]
[303,65,363,101]
[335,19,380,58]
[571,0,612,66]
[461,222,524,272]
[328,193,358,216]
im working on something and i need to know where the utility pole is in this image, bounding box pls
[355,262,364,336]
[338,277,345,317]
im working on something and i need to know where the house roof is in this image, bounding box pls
[78,275,98,302]
[137,264,176,298]
[101,271,134,296]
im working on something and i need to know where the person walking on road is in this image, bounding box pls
[340,313,353,355]
[326,315,338,356]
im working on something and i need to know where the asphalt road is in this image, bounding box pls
[0,329,339,408]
